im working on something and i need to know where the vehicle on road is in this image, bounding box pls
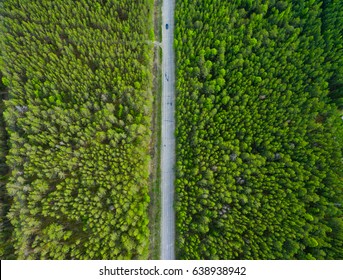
[166,23,169,29]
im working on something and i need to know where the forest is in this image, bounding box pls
[174,0,343,259]
[1,0,343,261]
[0,0,154,259]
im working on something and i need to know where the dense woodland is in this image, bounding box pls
[0,0,154,259]
[322,0,343,109]
[1,0,343,260]
[0,71,14,258]
[175,0,343,259]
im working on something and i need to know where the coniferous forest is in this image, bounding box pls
[175,0,343,259]
[0,0,154,259]
[0,0,342,260]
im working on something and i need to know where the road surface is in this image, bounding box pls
[160,0,176,260]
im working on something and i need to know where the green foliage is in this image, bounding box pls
[321,0,343,109]
[175,0,343,259]
[0,71,15,259]
[0,0,154,259]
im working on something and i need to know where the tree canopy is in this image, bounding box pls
[0,0,154,259]
[175,0,343,259]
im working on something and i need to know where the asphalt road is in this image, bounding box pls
[160,0,176,260]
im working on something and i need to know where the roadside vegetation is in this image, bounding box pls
[0,0,154,259]
[148,0,163,260]
[175,0,343,259]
